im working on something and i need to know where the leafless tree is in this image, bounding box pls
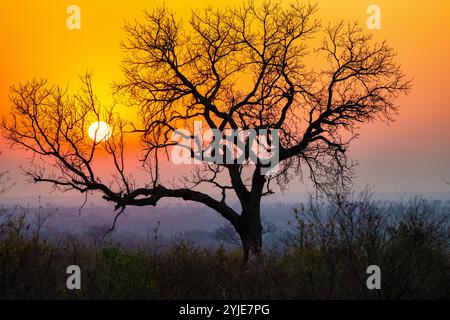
[0,151,12,195]
[1,1,410,264]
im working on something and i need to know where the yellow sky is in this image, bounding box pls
[1,0,448,110]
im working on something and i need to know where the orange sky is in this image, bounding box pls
[0,0,449,198]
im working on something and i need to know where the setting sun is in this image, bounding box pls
[88,121,112,142]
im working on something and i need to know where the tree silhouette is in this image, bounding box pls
[0,151,12,194]
[1,1,410,264]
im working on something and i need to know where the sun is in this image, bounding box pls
[88,121,112,142]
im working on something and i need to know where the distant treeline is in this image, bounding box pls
[0,192,449,300]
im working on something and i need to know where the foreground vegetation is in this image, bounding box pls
[1,192,449,300]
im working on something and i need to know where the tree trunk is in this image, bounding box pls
[237,206,263,266]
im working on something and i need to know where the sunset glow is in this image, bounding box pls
[0,0,449,196]
[88,121,112,142]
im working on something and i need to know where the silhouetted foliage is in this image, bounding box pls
[0,191,448,300]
